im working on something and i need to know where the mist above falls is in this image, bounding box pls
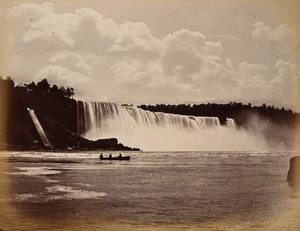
[77,101,269,151]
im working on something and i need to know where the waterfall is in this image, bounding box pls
[226,118,236,128]
[27,108,52,148]
[77,101,268,151]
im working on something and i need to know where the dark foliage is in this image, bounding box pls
[0,76,78,149]
[138,102,297,128]
[0,76,139,151]
[24,78,74,98]
[138,103,299,149]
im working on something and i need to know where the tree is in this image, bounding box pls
[0,76,15,95]
[49,84,60,97]
[36,78,50,93]
[25,81,36,91]
[65,87,74,98]
[6,76,15,88]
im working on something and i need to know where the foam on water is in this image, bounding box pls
[15,194,38,202]
[45,179,60,183]
[46,185,107,200]
[9,167,62,176]
[8,151,105,159]
[14,186,107,202]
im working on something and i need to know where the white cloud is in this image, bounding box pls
[22,15,74,46]
[6,2,164,95]
[236,59,298,106]
[109,22,163,59]
[36,64,92,97]
[271,59,297,98]
[205,41,224,56]
[237,62,271,98]
[5,3,299,109]
[7,2,74,49]
[49,51,92,75]
[7,2,162,57]
[7,2,54,21]
[111,60,145,83]
[160,29,235,94]
[74,8,117,40]
[161,29,207,79]
[238,62,271,82]
[69,8,118,54]
[252,21,291,42]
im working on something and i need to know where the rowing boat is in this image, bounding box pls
[99,155,130,161]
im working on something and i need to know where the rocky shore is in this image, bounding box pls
[0,79,140,151]
[2,106,140,151]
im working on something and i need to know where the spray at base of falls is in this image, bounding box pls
[77,101,268,151]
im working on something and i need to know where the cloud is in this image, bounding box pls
[161,30,204,78]
[6,2,163,93]
[5,3,299,109]
[160,29,235,93]
[237,62,271,97]
[109,22,163,59]
[110,60,145,83]
[36,64,92,97]
[22,15,74,46]
[252,21,291,42]
[271,59,297,99]
[7,2,74,49]
[7,3,162,57]
[161,29,223,79]
[236,59,298,106]
[69,8,118,54]
[238,62,271,82]
[49,51,92,75]
[40,51,93,97]
[7,2,54,21]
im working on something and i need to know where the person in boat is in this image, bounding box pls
[100,153,103,160]
[109,153,112,159]
[118,153,122,158]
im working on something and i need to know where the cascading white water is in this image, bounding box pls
[27,108,52,148]
[226,118,236,128]
[77,101,268,151]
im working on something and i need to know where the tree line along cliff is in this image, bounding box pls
[138,103,297,128]
[0,77,139,151]
[138,103,299,149]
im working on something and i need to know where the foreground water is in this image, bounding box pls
[1,151,300,230]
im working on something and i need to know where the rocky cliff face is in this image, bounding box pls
[287,156,300,189]
[0,88,139,151]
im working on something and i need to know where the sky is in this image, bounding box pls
[0,0,299,110]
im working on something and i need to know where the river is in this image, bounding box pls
[0,151,299,230]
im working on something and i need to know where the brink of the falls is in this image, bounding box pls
[77,101,268,151]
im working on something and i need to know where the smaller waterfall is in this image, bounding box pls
[226,118,236,128]
[27,108,52,148]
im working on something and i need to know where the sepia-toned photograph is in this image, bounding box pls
[0,0,299,230]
